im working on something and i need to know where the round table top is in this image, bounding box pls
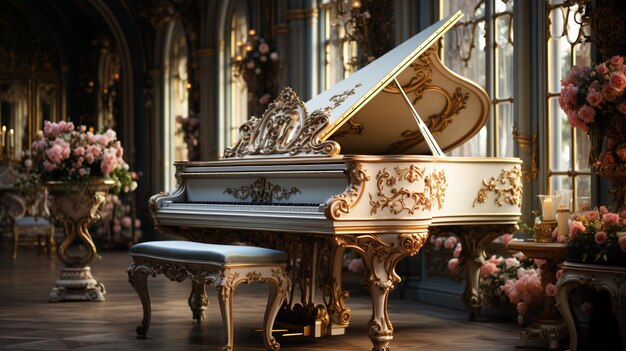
[507,239,567,260]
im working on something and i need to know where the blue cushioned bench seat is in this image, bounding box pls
[131,241,288,264]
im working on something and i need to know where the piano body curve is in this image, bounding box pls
[149,10,523,350]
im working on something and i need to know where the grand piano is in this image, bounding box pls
[149,11,522,350]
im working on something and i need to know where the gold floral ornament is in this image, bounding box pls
[472,165,523,207]
[224,177,300,203]
[369,165,447,215]
[223,87,340,158]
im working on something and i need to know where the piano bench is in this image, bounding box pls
[127,240,290,351]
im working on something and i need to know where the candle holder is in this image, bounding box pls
[576,196,591,211]
[535,195,558,243]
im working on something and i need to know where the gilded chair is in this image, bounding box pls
[7,189,56,260]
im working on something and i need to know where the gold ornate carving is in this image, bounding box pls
[383,47,470,153]
[325,162,370,219]
[224,178,300,203]
[369,166,447,215]
[472,165,523,207]
[223,87,340,158]
[327,83,362,110]
[330,119,365,139]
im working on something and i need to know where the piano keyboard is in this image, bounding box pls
[164,201,324,213]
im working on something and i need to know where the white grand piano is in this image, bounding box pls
[149,11,522,350]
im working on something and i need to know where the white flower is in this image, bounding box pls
[130,181,138,191]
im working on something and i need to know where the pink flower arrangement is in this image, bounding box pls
[568,206,626,263]
[448,250,543,321]
[560,56,626,169]
[29,120,136,194]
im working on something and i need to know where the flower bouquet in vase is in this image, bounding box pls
[28,120,136,302]
[567,206,626,266]
[559,55,626,211]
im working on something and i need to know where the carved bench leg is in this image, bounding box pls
[263,269,289,351]
[128,263,151,338]
[555,280,577,351]
[218,274,236,351]
[188,279,208,322]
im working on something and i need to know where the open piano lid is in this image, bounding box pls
[307,10,489,155]
[223,11,489,159]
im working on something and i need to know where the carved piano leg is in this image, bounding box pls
[188,280,209,322]
[337,232,428,351]
[434,224,515,320]
[322,242,351,335]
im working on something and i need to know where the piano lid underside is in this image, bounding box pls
[327,49,489,156]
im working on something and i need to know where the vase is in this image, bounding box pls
[46,178,114,302]
[566,244,626,266]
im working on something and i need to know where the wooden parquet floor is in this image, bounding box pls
[0,248,544,350]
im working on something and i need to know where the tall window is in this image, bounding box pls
[163,21,189,191]
[441,0,515,158]
[228,1,249,147]
[319,0,358,90]
[545,1,591,203]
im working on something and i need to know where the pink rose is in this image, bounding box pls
[545,283,557,297]
[596,63,609,75]
[602,83,618,101]
[586,89,602,106]
[609,71,626,91]
[453,243,462,258]
[570,220,586,237]
[444,236,458,249]
[577,105,596,123]
[610,55,624,67]
[602,212,620,226]
[556,269,563,280]
[447,258,459,272]
[121,216,132,228]
[434,237,443,249]
[534,258,546,268]
[594,231,608,245]
[599,206,609,214]
[619,103,626,115]
[480,262,500,278]
[556,235,567,243]
[619,236,626,252]
[501,233,513,245]
[347,258,364,273]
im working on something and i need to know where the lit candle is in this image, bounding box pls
[9,129,13,149]
[0,125,4,149]
[542,197,555,221]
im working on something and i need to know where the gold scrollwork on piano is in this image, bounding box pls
[327,82,362,110]
[472,165,523,207]
[383,46,470,153]
[224,177,300,203]
[223,87,340,158]
[325,162,370,219]
[369,166,447,215]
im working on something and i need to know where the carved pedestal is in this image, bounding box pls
[431,224,516,320]
[46,179,113,302]
[507,240,568,350]
[555,262,626,351]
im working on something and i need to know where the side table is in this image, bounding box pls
[507,240,568,350]
[555,261,626,351]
